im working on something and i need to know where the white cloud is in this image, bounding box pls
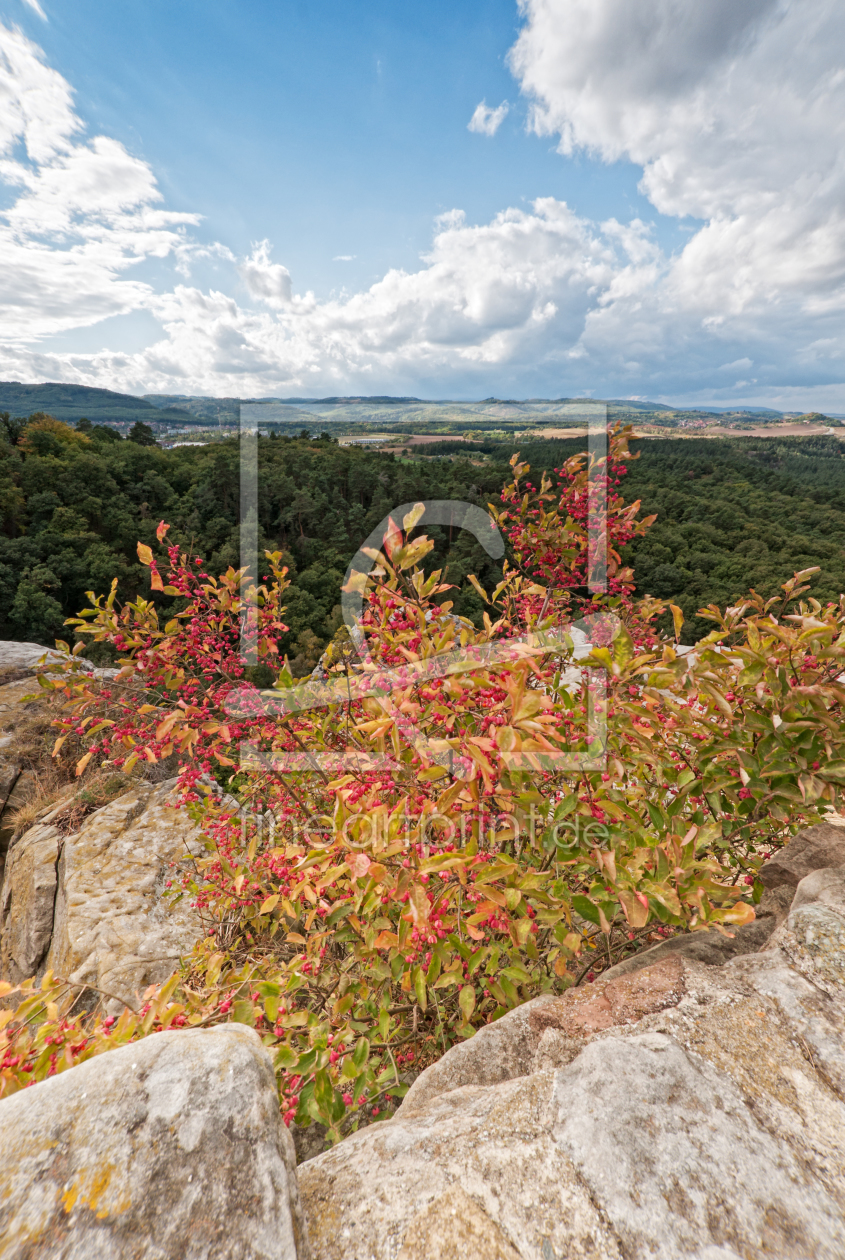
[510,1,845,314]
[0,23,199,342]
[238,240,292,307]
[22,0,47,19]
[333,254,356,261]
[1,8,844,409]
[468,100,509,137]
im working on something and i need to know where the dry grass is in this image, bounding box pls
[0,674,144,841]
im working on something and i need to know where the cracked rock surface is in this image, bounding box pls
[0,779,203,1008]
[0,1025,307,1260]
[298,847,845,1259]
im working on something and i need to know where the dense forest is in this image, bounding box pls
[0,415,509,672]
[514,432,845,639]
[3,412,845,667]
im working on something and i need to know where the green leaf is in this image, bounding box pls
[571,894,601,926]
[458,985,476,1022]
[646,801,665,832]
[352,1036,370,1069]
[231,1000,255,1026]
[274,1045,299,1070]
[314,1069,334,1114]
[612,624,635,667]
[325,903,354,928]
[413,965,428,1012]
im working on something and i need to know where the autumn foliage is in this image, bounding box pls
[4,426,845,1145]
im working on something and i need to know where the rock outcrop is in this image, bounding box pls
[298,843,845,1259]
[45,779,205,1009]
[0,823,60,985]
[1,779,204,1008]
[0,1024,308,1259]
[0,674,44,883]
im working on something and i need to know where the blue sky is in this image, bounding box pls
[26,1,686,298]
[1,0,844,408]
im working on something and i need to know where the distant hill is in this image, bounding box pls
[0,382,193,426]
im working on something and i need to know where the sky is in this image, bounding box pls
[0,0,844,409]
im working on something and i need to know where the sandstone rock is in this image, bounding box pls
[791,864,845,915]
[0,1024,307,1259]
[304,941,845,1258]
[551,1031,845,1260]
[299,1071,622,1260]
[0,641,71,675]
[399,955,686,1115]
[0,760,20,817]
[759,822,845,888]
[0,675,52,880]
[0,823,59,983]
[773,904,845,998]
[396,1186,522,1260]
[45,779,204,1009]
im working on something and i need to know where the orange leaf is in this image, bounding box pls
[75,751,93,777]
[373,930,398,949]
[150,568,164,592]
[408,884,431,926]
[156,520,170,542]
[722,900,756,926]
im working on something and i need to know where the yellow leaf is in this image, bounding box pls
[458,985,476,1021]
[722,901,756,926]
[259,894,280,915]
[136,542,154,566]
[402,502,426,533]
[467,573,490,603]
[618,890,649,929]
[75,751,93,777]
[669,604,684,642]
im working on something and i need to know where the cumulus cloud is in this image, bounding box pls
[1,6,845,407]
[0,23,199,342]
[238,240,292,307]
[468,99,509,136]
[0,197,628,396]
[510,0,845,326]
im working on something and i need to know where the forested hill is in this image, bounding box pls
[623,435,845,637]
[0,382,192,426]
[0,425,511,673]
[2,418,845,665]
[510,432,845,638]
